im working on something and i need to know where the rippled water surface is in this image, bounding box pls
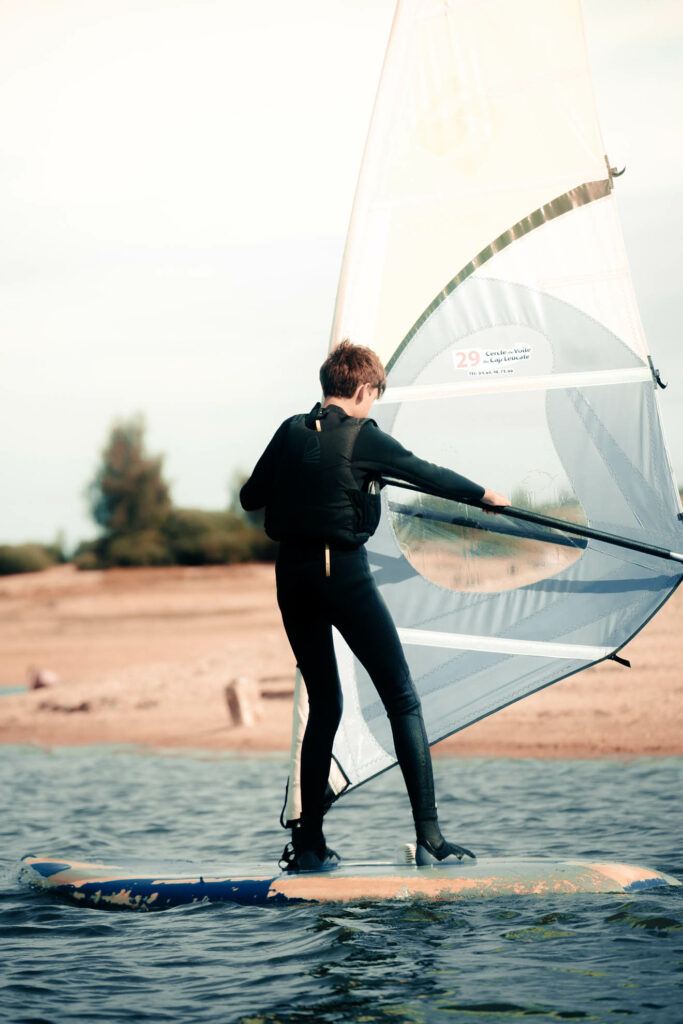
[1,748,681,1023]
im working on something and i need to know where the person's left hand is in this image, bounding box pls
[481,489,509,514]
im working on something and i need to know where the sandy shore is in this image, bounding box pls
[0,563,681,757]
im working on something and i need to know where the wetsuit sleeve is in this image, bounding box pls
[353,422,486,502]
[240,420,290,511]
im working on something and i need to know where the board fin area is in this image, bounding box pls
[19,853,680,912]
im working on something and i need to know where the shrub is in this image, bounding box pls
[106,530,173,567]
[73,531,172,569]
[0,544,60,575]
[162,508,275,565]
[73,536,110,570]
[73,548,100,572]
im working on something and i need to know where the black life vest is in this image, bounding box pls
[264,407,381,549]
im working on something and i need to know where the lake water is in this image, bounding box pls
[1,748,681,1024]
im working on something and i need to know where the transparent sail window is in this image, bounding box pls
[387,326,587,592]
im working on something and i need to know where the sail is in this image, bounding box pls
[285,0,682,818]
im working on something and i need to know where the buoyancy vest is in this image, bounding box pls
[264,408,381,549]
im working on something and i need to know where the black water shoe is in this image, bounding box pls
[416,838,476,865]
[279,841,341,873]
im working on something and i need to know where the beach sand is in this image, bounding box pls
[0,563,680,757]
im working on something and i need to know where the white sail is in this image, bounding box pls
[283,0,682,823]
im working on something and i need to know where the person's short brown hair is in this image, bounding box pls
[319,339,386,398]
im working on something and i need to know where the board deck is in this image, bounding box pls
[19,853,680,911]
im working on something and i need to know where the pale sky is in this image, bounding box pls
[1,0,682,548]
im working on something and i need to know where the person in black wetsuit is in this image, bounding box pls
[241,341,508,871]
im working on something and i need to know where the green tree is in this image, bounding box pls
[75,417,276,570]
[87,415,172,535]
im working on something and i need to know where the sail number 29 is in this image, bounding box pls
[453,349,481,368]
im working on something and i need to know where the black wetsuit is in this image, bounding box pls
[241,402,485,851]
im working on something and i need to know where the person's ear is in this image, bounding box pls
[353,383,367,405]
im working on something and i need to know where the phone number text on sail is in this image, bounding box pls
[452,346,532,377]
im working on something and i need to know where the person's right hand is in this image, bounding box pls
[481,489,509,514]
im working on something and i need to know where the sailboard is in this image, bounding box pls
[19,853,680,911]
[283,0,683,822]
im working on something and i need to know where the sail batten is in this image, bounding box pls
[382,367,652,403]
[397,629,611,661]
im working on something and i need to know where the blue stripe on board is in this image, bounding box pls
[623,877,674,893]
[53,876,294,911]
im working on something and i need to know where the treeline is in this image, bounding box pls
[0,416,275,575]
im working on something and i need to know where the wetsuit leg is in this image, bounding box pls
[276,559,342,846]
[324,549,444,847]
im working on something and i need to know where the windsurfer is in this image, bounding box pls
[240,341,509,871]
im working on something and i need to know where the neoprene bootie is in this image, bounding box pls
[415,838,476,864]
[279,822,341,872]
